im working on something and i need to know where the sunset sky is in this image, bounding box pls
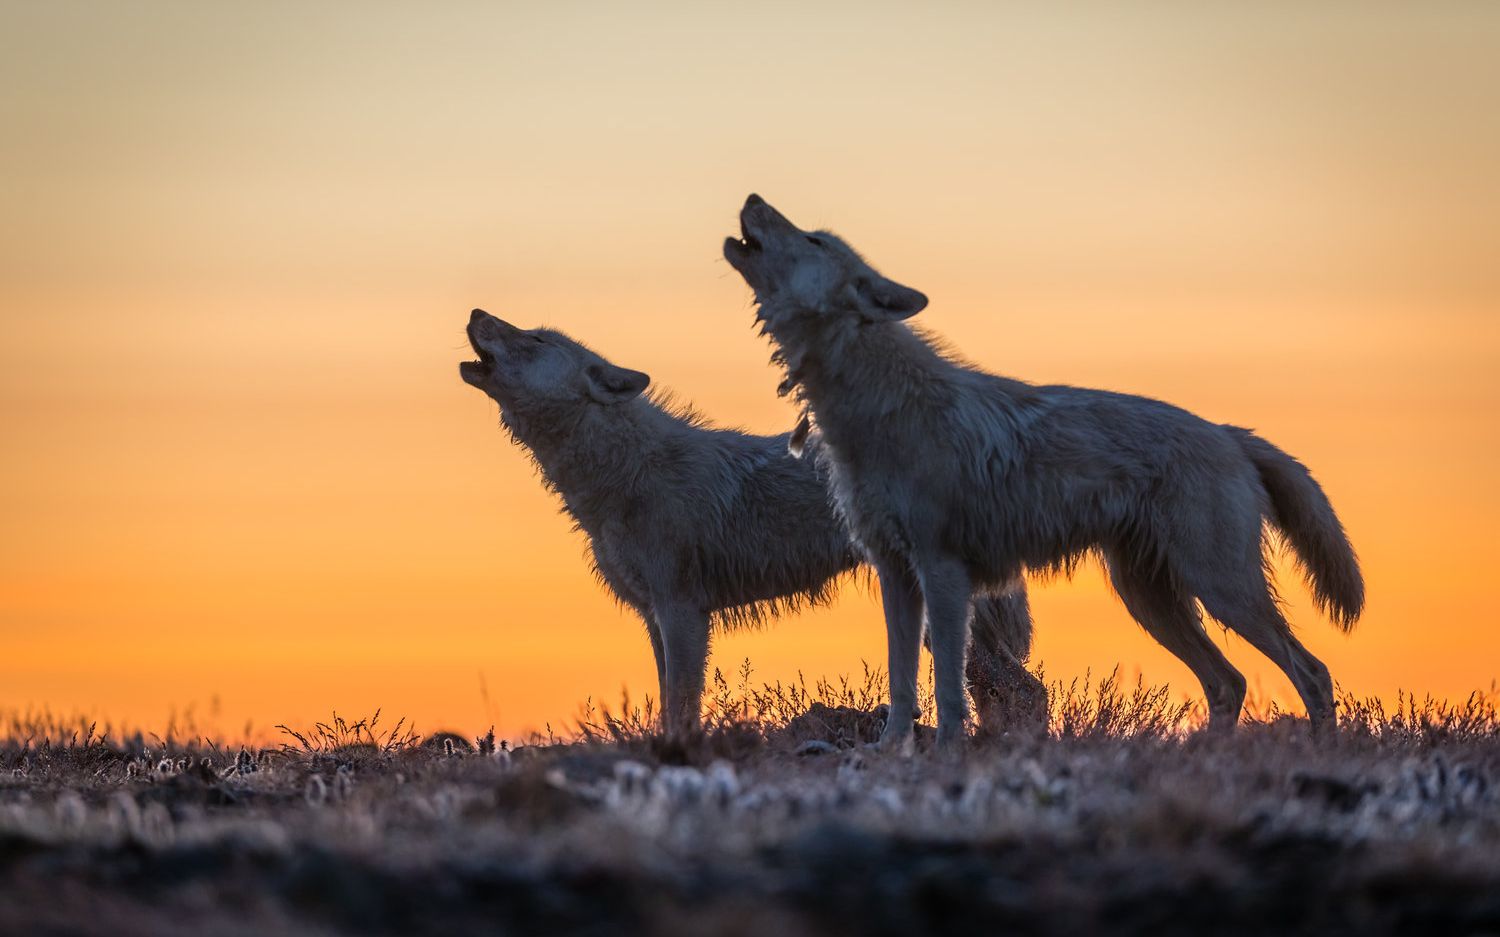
[3,3,1497,739]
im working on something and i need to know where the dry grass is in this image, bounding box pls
[2,668,1498,936]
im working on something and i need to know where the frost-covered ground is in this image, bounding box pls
[2,675,1498,936]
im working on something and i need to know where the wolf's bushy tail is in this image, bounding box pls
[970,588,1034,663]
[1232,428,1364,630]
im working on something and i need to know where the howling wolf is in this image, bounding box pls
[724,194,1363,751]
[459,309,1042,736]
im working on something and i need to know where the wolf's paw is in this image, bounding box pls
[934,724,970,757]
[872,728,916,758]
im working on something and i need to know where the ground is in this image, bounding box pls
[1,670,1497,936]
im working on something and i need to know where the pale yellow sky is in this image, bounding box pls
[2,3,1497,737]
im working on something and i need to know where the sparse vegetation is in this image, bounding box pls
[2,668,1498,936]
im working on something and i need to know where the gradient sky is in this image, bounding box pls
[3,3,1497,739]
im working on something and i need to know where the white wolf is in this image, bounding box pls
[459,309,1043,737]
[724,195,1364,751]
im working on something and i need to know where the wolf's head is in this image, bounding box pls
[460,309,651,423]
[723,194,928,328]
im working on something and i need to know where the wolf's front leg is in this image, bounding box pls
[645,619,667,717]
[874,559,923,756]
[653,600,711,738]
[917,556,974,751]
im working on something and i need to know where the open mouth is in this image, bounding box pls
[462,351,496,375]
[460,325,498,385]
[727,228,761,257]
[466,322,498,366]
[724,220,762,270]
[736,207,764,251]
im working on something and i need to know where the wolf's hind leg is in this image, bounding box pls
[874,559,923,755]
[1108,556,1247,731]
[1195,577,1336,733]
[916,555,975,750]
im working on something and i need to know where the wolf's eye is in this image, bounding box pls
[805,236,824,247]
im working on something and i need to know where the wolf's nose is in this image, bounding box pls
[470,308,489,324]
[745,193,764,208]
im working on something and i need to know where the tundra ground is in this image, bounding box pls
[2,670,1497,936]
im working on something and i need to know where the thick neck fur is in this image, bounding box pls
[761,302,958,453]
[498,394,686,528]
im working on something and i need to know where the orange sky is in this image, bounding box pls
[2,4,1498,739]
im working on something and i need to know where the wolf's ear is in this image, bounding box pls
[585,363,650,404]
[853,275,928,321]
